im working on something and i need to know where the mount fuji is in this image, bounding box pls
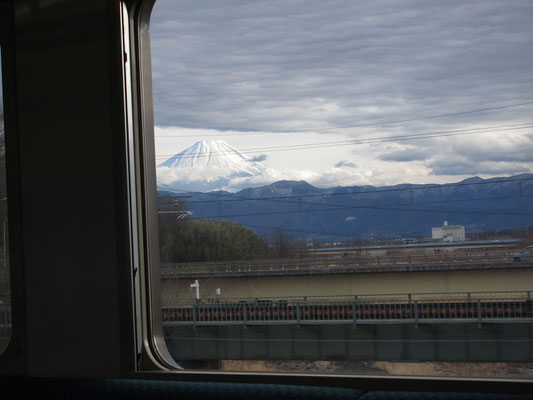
[157,140,270,192]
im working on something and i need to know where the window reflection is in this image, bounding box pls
[150,0,533,377]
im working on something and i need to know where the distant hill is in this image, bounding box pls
[158,174,533,242]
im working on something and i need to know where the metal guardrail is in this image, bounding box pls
[1,290,532,332]
[161,251,520,277]
[162,290,532,305]
[162,291,533,326]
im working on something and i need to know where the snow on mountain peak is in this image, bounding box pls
[159,140,264,173]
[157,140,268,191]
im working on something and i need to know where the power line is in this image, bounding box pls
[171,180,533,218]
[159,185,533,222]
[207,221,356,238]
[156,179,533,238]
[162,202,532,239]
[154,123,533,160]
[158,179,533,237]
[190,203,533,220]
[187,194,533,218]
[217,222,429,239]
[155,100,533,137]
[181,216,395,239]
[158,176,533,205]
[162,182,533,218]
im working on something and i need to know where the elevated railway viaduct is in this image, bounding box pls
[160,252,533,300]
[158,250,533,362]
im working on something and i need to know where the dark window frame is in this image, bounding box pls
[123,0,533,394]
[0,0,27,375]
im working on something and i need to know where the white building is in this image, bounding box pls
[432,221,465,242]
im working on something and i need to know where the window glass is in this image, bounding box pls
[150,1,533,377]
[0,48,11,355]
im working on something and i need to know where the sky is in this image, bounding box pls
[150,0,533,191]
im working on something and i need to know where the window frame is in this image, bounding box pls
[0,0,27,375]
[124,0,533,393]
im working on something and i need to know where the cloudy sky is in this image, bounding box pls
[150,0,533,190]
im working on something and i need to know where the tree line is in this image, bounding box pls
[158,201,300,263]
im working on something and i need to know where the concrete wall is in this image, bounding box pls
[161,268,533,300]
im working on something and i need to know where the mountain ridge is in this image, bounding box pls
[158,173,533,241]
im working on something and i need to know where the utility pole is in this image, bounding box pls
[190,280,200,302]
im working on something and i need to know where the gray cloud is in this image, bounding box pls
[379,148,433,162]
[335,160,356,168]
[450,135,533,163]
[151,0,533,132]
[151,0,533,183]
[428,157,531,176]
[250,154,268,162]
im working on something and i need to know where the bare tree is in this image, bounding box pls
[271,228,297,259]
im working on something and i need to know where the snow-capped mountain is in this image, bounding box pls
[157,140,269,192]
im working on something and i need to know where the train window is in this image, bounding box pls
[0,48,11,356]
[145,0,533,377]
